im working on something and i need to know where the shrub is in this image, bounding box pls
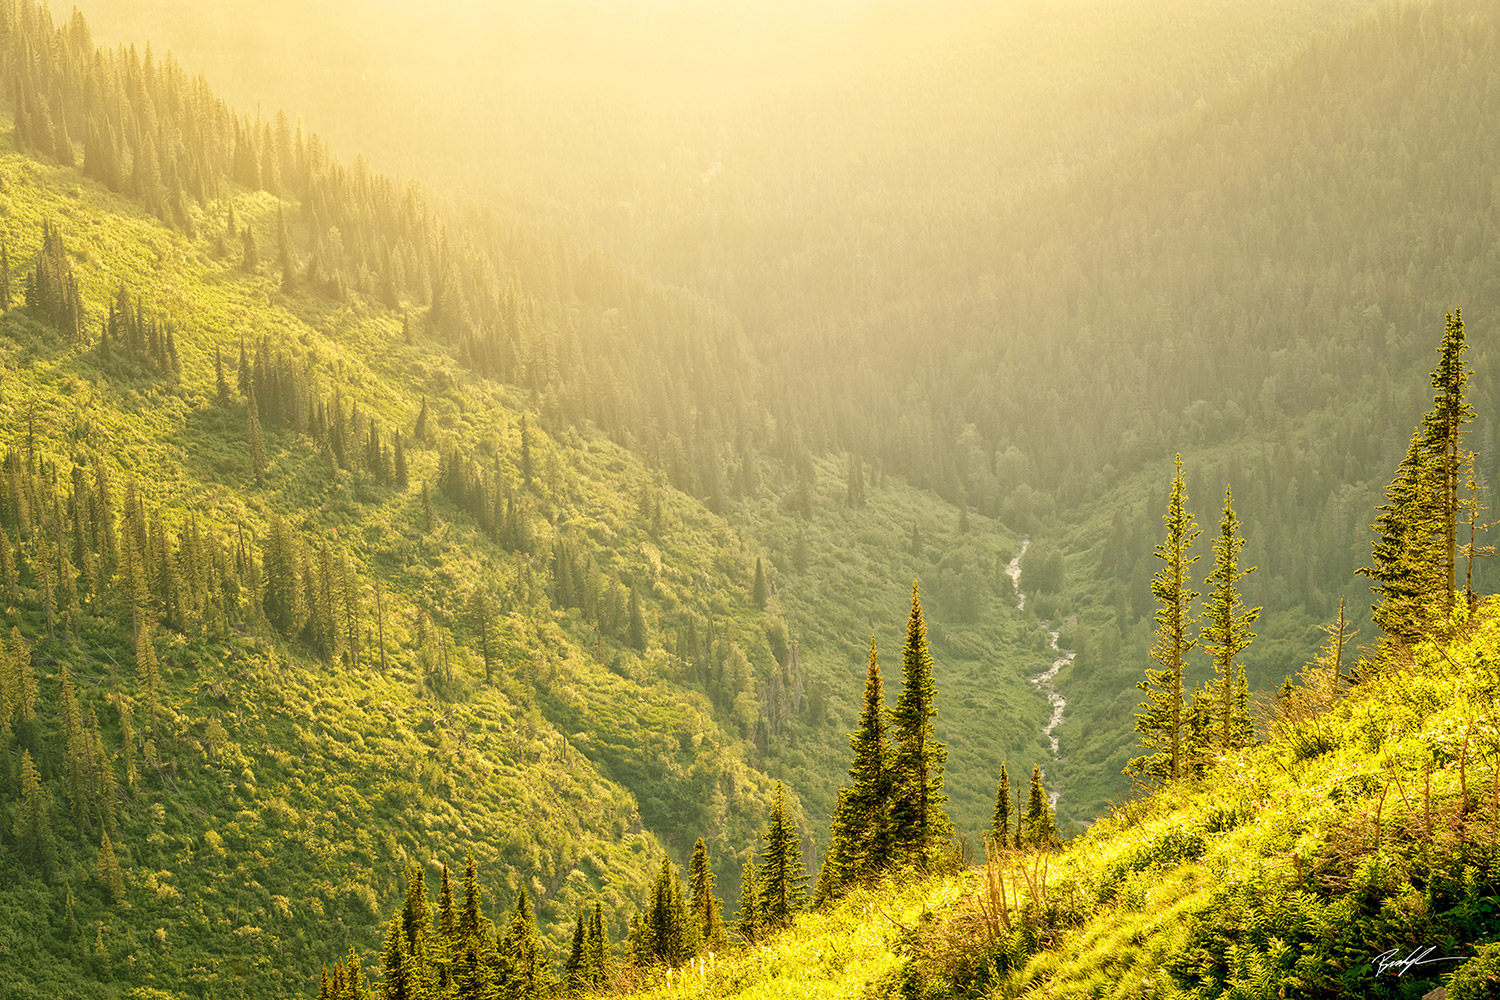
[1447,942,1500,1000]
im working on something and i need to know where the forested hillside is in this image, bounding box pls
[313,307,1500,1000]
[0,2,1062,995]
[68,0,1500,823]
[2,0,1499,996]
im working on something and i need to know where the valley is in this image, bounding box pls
[0,0,1496,997]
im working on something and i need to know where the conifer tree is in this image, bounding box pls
[248,390,266,486]
[85,706,116,830]
[135,616,163,732]
[564,910,586,987]
[414,398,429,441]
[13,749,56,871]
[1200,486,1260,752]
[1362,312,1475,640]
[9,582,37,671]
[378,911,420,1000]
[432,864,457,993]
[237,338,251,396]
[58,663,89,830]
[0,239,11,308]
[991,762,1012,850]
[627,580,647,651]
[643,853,696,967]
[262,514,304,637]
[586,900,609,986]
[1020,765,1058,850]
[64,887,79,945]
[117,700,138,796]
[1129,455,1200,783]
[0,527,16,608]
[751,557,768,609]
[345,946,373,1000]
[1182,683,1217,776]
[458,853,486,946]
[814,786,854,906]
[683,840,722,954]
[1425,308,1474,616]
[97,830,126,903]
[1361,427,1445,643]
[1461,454,1491,611]
[438,864,457,942]
[890,583,950,865]
[466,587,498,683]
[825,637,894,893]
[498,886,545,999]
[400,866,432,987]
[242,226,258,271]
[756,782,808,931]
[736,856,760,944]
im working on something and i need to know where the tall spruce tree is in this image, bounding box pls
[1128,455,1200,783]
[687,837,724,952]
[814,786,854,905]
[643,853,696,967]
[1019,765,1058,850]
[465,587,498,683]
[751,557,768,608]
[990,762,1012,850]
[378,911,420,1000]
[97,830,126,903]
[822,637,894,897]
[756,782,807,931]
[1362,311,1475,641]
[1361,427,1445,643]
[248,390,266,487]
[1200,485,1260,752]
[564,911,587,988]
[890,583,950,865]
[736,856,760,944]
[399,866,432,990]
[13,749,55,872]
[498,887,545,999]
[1425,308,1474,616]
[583,900,609,987]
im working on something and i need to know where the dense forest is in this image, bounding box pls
[0,0,1498,996]
[73,0,1500,821]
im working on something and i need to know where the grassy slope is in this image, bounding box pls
[0,146,676,998]
[0,127,1059,995]
[626,601,1500,999]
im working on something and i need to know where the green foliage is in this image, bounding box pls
[1447,943,1500,1000]
[990,762,1012,849]
[736,856,760,946]
[687,838,724,953]
[1363,309,1475,644]
[1201,485,1260,753]
[820,638,895,901]
[890,584,952,866]
[756,782,808,931]
[641,854,696,968]
[1129,455,1201,784]
[1019,765,1058,851]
